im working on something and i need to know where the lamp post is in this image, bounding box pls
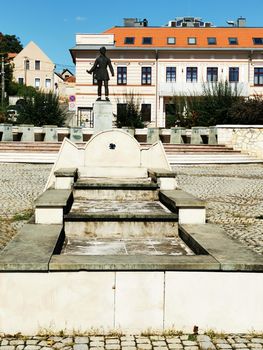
[1,56,5,108]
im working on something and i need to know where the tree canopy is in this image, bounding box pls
[0,33,23,53]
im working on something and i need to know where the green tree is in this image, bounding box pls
[116,92,144,128]
[16,91,66,126]
[229,94,263,124]
[0,33,23,53]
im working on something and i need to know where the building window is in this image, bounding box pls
[207,67,218,82]
[166,67,176,82]
[141,67,152,85]
[186,67,198,82]
[229,37,238,45]
[229,67,239,82]
[18,77,24,85]
[141,104,151,122]
[25,59,30,70]
[45,78,51,88]
[35,60,40,70]
[253,38,263,45]
[117,66,127,85]
[124,37,135,44]
[188,37,196,45]
[142,37,152,45]
[117,103,127,118]
[254,68,263,85]
[167,37,176,45]
[207,37,217,45]
[35,78,40,89]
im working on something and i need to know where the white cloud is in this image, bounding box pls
[75,16,86,22]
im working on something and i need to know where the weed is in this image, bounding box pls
[12,209,33,222]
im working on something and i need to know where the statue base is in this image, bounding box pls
[93,100,113,133]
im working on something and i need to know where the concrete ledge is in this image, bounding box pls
[35,189,73,208]
[0,224,64,271]
[49,254,219,271]
[148,168,177,190]
[159,189,205,209]
[74,179,158,190]
[64,212,178,221]
[148,168,176,178]
[180,223,263,271]
[54,168,78,178]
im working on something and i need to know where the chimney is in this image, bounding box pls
[237,17,246,27]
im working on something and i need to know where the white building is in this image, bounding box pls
[12,41,55,92]
[70,17,263,127]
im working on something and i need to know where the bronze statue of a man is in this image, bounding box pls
[87,46,114,101]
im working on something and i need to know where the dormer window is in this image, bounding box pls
[253,38,263,45]
[229,37,238,45]
[167,37,176,45]
[124,37,135,44]
[188,37,197,45]
[142,37,152,45]
[207,37,216,45]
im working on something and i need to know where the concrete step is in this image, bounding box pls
[64,199,178,238]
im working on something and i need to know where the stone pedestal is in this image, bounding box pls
[147,128,160,144]
[70,127,83,142]
[170,127,186,144]
[43,125,57,142]
[93,101,113,133]
[191,127,207,144]
[208,126,218,145]
[0,124,13,141]
[18,124,35,142]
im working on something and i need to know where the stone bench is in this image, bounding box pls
[54,168,78,189]
[148,168,177,190]
[35,189,73,224]
[159,189,206,224]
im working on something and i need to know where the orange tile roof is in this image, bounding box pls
[104,27,263,48]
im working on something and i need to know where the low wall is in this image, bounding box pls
[217,125,263,159]
[0,271,263,335]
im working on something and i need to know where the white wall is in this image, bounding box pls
[0,271,262,335]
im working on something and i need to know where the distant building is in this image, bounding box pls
[12,41,55,92]
[70,17,263,127]
[54,69,76,101]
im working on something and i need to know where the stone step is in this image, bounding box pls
[74,178,159,201]
[64,199,178,238]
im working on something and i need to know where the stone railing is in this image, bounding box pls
[217,125,263,159]
[0,123,219,145]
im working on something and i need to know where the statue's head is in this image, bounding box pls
[99,46,107,55]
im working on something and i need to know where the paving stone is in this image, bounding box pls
[73,345,89,350]
[90,337,105,342]
[152,341,167,347]
[105,345,121,350]
[137,345,152,350]
[53,342,66,349]
[121,342,137,347]
[122,347,137,350]
[216,344,233,349]
[1,340,9,346]
[0,346,16,350]
[166,338,181,344]
[182,341,198,346]
[180,336,189,341]
[62,337,74,344]
[26,340,40,345]
[74,337,90,344]
[105,339,120,344]
[197,336,212,343]
[233,344,248,349]
[199,341,216,350]
[248,343,263,348]
[24,346,41,350]
[214,340,228,344]
[153,347,168,350]
[9,340,24,346]
[251,340,263,344]
[90,341,105,347]
[16,346,26,350]
[184,346,199,350]
[136,338,152,344]
[167,344,183,349]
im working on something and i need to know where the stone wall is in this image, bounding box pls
[217,125,263,159]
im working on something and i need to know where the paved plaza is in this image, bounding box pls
[0,333,263,350]
[0,163,262,255]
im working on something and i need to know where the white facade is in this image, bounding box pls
[12,41,55,92]
[71,33,263,127]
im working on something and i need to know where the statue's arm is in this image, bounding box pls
[87,59,98,74]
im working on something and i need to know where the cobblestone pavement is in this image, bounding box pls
[0,334,263,350]
[0,163,263,255]
[175,164,263,255]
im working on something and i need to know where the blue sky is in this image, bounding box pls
[1,0,263,72]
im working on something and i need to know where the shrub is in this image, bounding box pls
[116,92,144,128]
[229,94,263,124]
